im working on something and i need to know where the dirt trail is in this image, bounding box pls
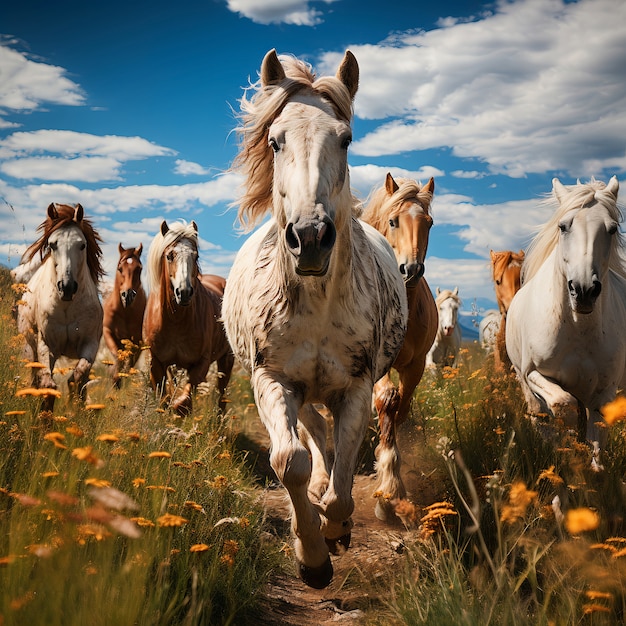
[236,417,448,625]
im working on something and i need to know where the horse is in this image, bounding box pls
[426,287,462,368]
[506,177,626,470]
[221,50,407,588]
[479,309,501,353]
[361,172,438,521]
[14,203,104,410]
[102,243,147,386]
[142,220,234,416]
[489,249,524,370]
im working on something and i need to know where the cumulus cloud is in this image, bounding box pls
[350,163,444,200]
[174,159,213,176]
[0,38,85,118]
[225,0,336,25]
[320,0,626,179]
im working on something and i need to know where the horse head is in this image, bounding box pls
[259,49,358,277]
[46,203,88,301]
[161,220,199,307]
[553,176,620,315]
[383,173,434,286]
[117,242,143,308]
[436,287,460,336]
[490,249,524,315]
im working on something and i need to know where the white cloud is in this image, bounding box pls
[0,39,85,115]
[1,156,123,182]
[174,159,212,176]
[349,163,445,200]
[320,0,626,179]
[225,0,336,25]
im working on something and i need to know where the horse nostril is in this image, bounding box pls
[285,223,300,253]
[591,280,602,299]
[319,220,336,251]
[399,263,406,276]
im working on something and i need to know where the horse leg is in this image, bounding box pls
[526,370,580,436]
[216,352,235,414]
[171,381,193,416]
[103,327,122,387]
[298,404,330,502]
[321,383,372,550]
[252,370,331,589]
[149,354,169,406]
[67,357,93,401]
[373,373,402,521]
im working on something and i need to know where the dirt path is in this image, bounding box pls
[235,415,448,625]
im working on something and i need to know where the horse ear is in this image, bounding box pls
[136,243,143,257]
[385,172,399,196]
[161,220,169,236]
[519,249,525,257]
[118,242,125,254]
[336,50,359,101]
[490,250,496,262]
[436,286,441,295]
[261,49,286,87]
[47,203,58,220]
[453,286,459,296]
[606,175,619,198]
[424,177,435,195]
[552,178,568,204]
[192,221,198,232]
[74,203,84,223]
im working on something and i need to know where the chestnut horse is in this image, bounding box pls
[361,172,438,520]
[143,220,234,416]
[102,243,147,386]
[490,249,524,370]
[222,50,407,588]
[15,203,104,410]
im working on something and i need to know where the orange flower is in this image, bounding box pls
[72,446,103,467]
[43,432,67,449]
[5,410,26,416]
[500,481,538,524]
[85,403,106,411]
[190,543,210,553]
[25,362,46,369]
[601,396,626,426]
[565,508,600,535]
[66,425,84,437]
[130,517,155,528]
[157,513,188,527]
[132,478,146,488]
[16,388,62,398]
[537,465,564,486]
[84,478,112,488]
[96,433,119,443]
[148,451,171,459]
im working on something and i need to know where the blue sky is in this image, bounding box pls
[1,0,625,312]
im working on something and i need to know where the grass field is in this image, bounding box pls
[3,265,626,625]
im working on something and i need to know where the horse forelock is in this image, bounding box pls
[231,56,355,231]
[23,203,103,284]
[363,178,432,235]
[523,179,625,283]
[435,289,461,307]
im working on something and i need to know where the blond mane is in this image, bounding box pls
[435,288,461,308]
[522,178,626,283]
[231,54,357,230]
[361,178,433,237]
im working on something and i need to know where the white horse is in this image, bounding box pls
[479,309,501,353]
[426,287,462,368]
[506,177,626,469]
[15,203,104,410]
[222,50,407,588]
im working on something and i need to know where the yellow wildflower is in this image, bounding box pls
[157,513,188,527]
[565,507,600,535]
[500,481,538,524]
[601,396,626,426]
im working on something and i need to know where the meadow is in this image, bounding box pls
[2,263,626,625]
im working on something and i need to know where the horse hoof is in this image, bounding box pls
[325,533,351,555]
[298,556,333,589]
[375,499,397,523]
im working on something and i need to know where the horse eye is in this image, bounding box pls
[166,252,174,262]
[389,218,397,228]
[80,243,86,250]
[608,223,618,235]
[558,222,568,233]
[341,135,352,150]
[49,242,57,251]
[118,266,123,273]
[495,280,501,286]
[268,137,279,152]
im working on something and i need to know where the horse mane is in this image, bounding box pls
[22,203,104,284]
[231,54,357,230]
[435,288,461,307]
[522,178,626,283]
[491,250,524,283]
[362,178,433,236]
[146,221,200,297]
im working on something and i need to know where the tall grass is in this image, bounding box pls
[382,347,626,625]
[0,267,278,626]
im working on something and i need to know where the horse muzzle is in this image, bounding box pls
[57,280,78,301]
[121,289,137,308]
[568,278,601,314]
[400,261,425,287]
[285,216,336,277]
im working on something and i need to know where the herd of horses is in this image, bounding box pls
[11,49,626,588]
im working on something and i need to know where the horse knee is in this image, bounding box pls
[270,444,311,489]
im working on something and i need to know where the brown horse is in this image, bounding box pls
[361,172,438,521]
[490,249,524,371]
[143,220,234,415]
[102,243,147,386]
[15,203,104,410]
